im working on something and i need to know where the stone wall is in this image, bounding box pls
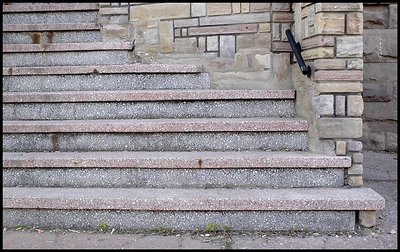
[362,3,397,152]
[293,3,365,187]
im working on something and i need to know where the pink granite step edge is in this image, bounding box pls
[3,64,203,76]
[3,187,385,211]
[3,3,99,12]
[3,151,351,168]
[3,42,134,53]
[2,23,100,32]
[3,90,295,103]
[3,118,309,133]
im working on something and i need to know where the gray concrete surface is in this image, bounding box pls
[2,150,397,249]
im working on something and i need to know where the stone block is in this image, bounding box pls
[352,153,363,164]
[364,63,398,83]
[109,15,129,25]
[347,140,363,152]
[159,21,173,52]
[336,36,363,57]
[317,118,363,138]
[335,95,346,116]
[232,3,240,13]
[386,132,398,151]
[315,3,362,12]
[200,13,271,26]
[347,175,363,187]
[363,5,389,29]
[315,95,334,116]
[348,164,363,175]
[389,4,397,29]
[174,18,198,28]
[173,37,197,53]
[301,35,335,50]
[363,101,397,120]
[198,37,206,52]
[347,59,363,70]
[346,12,363,35]
[174,29,181,37]
[130,3,190,20]
[362,131,386,150]
[272,23,280,41]
[358,210,376,227]
[236,33,271,50]
[281,23,290,42]
[206,36,218,51]
[313,59,346,70]
[220,35,236,58]
[259,23,271,33]
[241,3,250,13]
[272,3,291,12]
[207,3,231,16]
[335,141,346,155]
[188,24,257,36]
[302,47,334,60]
[363,29,397,63]
[272,13,294,22]
[182,28,188,36]
[317,82,363,93]
[347,95,363,117]
[250,3,271,12]
[191,3,206,17]
[314,13,345,35]
[314,70,363,81]
[254,53,271,69]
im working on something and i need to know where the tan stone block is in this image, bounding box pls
[314,59,346,70]
[173,37,197,53]
[207,36,218,51]
[236,33,271,50]
[130,3,190,20]
[317,118,363,138]
[259,23,271,33]
[181,28,188,36]
[347,95,364,117]
[359,210,377,227]
[232,3,241,14]
[336,36,363,57]
[314,70,363,81]
[315,3,362,12]
[159,20,173,52]
[317,82,363,93]
[348,164,363,175]
[334,95,345,116]
[207,3,231,16]
[347,175,363,187]
[220,35,235,58]
[191,3,206,17]
[198,36,206,52]
[188,24,257,36]
[302,47,334,60]
[271,42,291,52]
[250,3,271,12]
[301,5,310,19]
[352,152,363,163]
[281,23,290,42]
[272,3,290,11]
[272,23,280,41]
[314,13,345,35]
[301,35,335,50]
[347,12,363,34]
[241,3,250,13]
[272,12,294,22]
[335,141,347,155]
[99,7,128,15]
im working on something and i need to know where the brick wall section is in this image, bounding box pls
[98,3,132,41]
[293,3,365,187]
[362,3,397,152]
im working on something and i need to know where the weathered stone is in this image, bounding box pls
[281,23,290,42]
[206,36,218,51]
[317,82,363,93]
[335,95,346,116]
[336,36,363,57]
[348,164,363,175]
[200,13,271,26]
[352,153,363,164]
[358,210,377,227]
[259,23,271,33]
[109,15,129,25]
[188,24,258,36]
[250,3,271,12]
[207,3,231,16]
[241,3,250,13]
[236,33,271,50]
[159,21,173,52]
[198,37,206,52]
[99,7,128,15]
[174,29,181,37]
[314,13,345,35]
[174,18,198,28]
[315,70,363,81]
[346,12,363,34]
[363,83,393,102]
[347,176,363,187]
[191,3,206,17]
[335,141,346,156]
[232,3,240,13]
[315,3,362,12]
[254,53,271,69]
[363,100,397,120]
[314,95,334,116]
[386,132,398,151]
[362,130,386,151]
[389,4,397,29]
[364,63,397,83]
[272,23,280,41]
[347,59,363,70]
[363,29,398,63]
[302,47,334,60]
[313,59,346,70]
[347,95,364,117]
[220,35,235,58]
[301,35,335,50]
[317,118,363,138]
[301,5,311,19]
[173,37,197,53]
[363,5,389,29]
[130,3,190,20]
[181,28,188,36]
[271,42,291,52]
[272,13,294,22]
[272,3,291,12]
[347,140,363,152]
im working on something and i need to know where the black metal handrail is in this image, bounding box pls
[285,29,311,78]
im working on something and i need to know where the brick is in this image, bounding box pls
[314,59,346,70]
[272,3,291,11]
[302,47,334,60]
[207,3,231,16]
[315,3,362,12]
[347,140,363,152]
[348,164,363,175]
[199,13,271,26]
[206,36,218,51]
[272,12,294,22]
[220,35,235,58]
[259,23,271,33]
[188,24,257,36]
[317,118,363,138]
[347,175,363,187]
[315,70,363,81]
[250,3,271,12]
[352,153,363,164]
[314,13,345,35]
[389,4,397,29]
[336,36,363,57]
[232,3,240,13]
[335,141,347,156]
[347,95,364,117]
[174,18,198,28]
[241,3,250,13]
[236,33,271,50]
[335,95,346,116]
[131,3,190,20]
[359,210,377,227]
[347,59,363,70]
[301,35,335,50]
[272,23,280,41]
[191,3,206,17]
[347,12,363,34]
[159,21,174,52]
[317,82,363,93]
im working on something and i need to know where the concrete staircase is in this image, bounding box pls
[2,3,384,232]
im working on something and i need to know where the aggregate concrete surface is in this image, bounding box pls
[2,150,397,249]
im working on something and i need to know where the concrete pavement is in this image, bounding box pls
[2,150,397,249]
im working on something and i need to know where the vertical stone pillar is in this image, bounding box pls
[292,3,364,187]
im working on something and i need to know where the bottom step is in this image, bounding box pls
[3,187,385,232]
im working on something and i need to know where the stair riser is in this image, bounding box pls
[3,31,103,44]
[3,74,211,92]
[3,101,295,120]
[3,132,308,152]
[3,51,134,67]
[3,12,98,25]
[3,168,344,188]
[3,209,355,231]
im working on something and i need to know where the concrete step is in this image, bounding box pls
[3,11,98,25]
[3,90,295,120]
[3,64,209,92]
[3,118,308,152]
[3,151,349,188]
[3,30,103,44]
[3,3,99,12]
[2,186,385,231]
[3,23,100,32]
[3,42,134,52]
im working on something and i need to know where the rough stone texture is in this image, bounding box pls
[314,70,363,81]
[347,176,363,187]
[2,31,103,44]
[199,13,270,26]
[220,35,235,58]
[358,210,377,228]
[335,141,346,156]
[250,3,270,13]
[335,95,346,116]
[363,4,388,29]
[190,3,206,17]
[313,59,346,70]
[348,164,363,175]
[317,118,363,139]
[3,42,133,52]
[314,95,334,116]
[3,11,98,25]
[389,4,397,29]
[130,3,190,20]
[347,140,363,152]
[2,23,100,32]
[207,3,231,16]
[336,36,363,57]
[315,3,362,13]
[347,95,364,117]
[2,3,99,12]
[314,12,345,35]
[352,153,363,164]
[188,24,258,36]
[346,12,363,34]
[363,29,397,63]
[347,59,363,70]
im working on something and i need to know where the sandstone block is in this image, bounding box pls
[236,33,271,50]
[347,59,363,70]
[207,36,219,51]
[220,35,235,58]
[272,3,291,11]
[348,164,363,175]
[314,59,346,70]
[315,95,334,116]
[347,95,364,117]
[130,3,190,20]
[315,3,362,12]
[241,3,250,13]
[358,210,377,227]
[198,37,206,52]
[317,118,363,138]
[173,37,197,53]
[188,24,257,36]
[233,3,240,13]
[191,3,206,17]
[159,21,173,52]
[207,3,231,16]
[174,18,198,28]
[347,175,363,187]
[314,13,345,35]
[335,141,346,155]
[346,12,363,34]
[317,82,363,93]
[259,23,271,33]
[254,53,271,69]
[335,95,346,116]
[200,13,271,26]
[272,23,280,41]
[250,3,271,12]
[336,36,363,57]
[302,47,334,60]
[315,70,363,81]
[347,140,363,152]
[281,23,290,42]
[301,35,334,50]
[272,12,294,22]
[352,153,363,164]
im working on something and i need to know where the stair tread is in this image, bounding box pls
[3,186,385,211]
[3,89,295,103]
[3,42,134,53]
[3,117,308,133]
[3,3,99,12]
[3,23,100,32]
[3,151,351,168]
[3,64,203,76]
